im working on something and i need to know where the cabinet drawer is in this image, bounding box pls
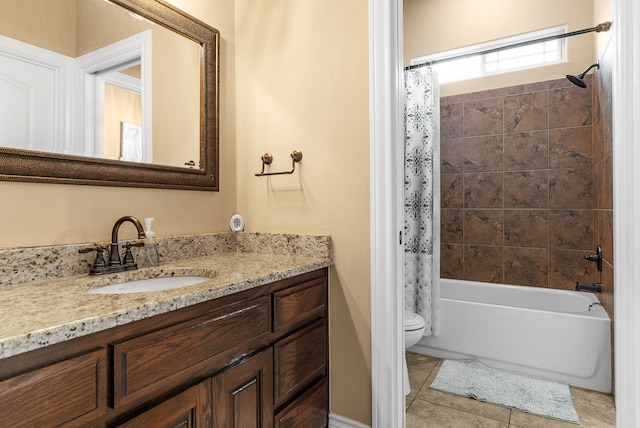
[113,295,271,408]
[274,378,327,428]
[0,349,106,426]
[273,319,326,407]
[273,277,326,336]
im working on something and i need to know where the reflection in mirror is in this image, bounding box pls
[103,64,144,162]
[0,0,201,169]
[75,30,150,161]
[0,0,219,190]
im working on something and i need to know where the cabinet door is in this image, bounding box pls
[212,349,273,428]
[115,381,211,428]
[0,349,107,427]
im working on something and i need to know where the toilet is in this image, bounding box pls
[403,311,426,395]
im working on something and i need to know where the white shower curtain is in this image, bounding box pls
[403,66,440,336]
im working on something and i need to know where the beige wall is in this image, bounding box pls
[103,84,142,160]
[234,0,371,424]
[594,0,613,57]
[404,0,597,97]
[0,0,76,56]
[151,30,201,167]
[76,0,148,55]
[0,0,236,248]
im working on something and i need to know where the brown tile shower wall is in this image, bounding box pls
[593,37,615,396]
[592,39,614,320]
[440,76,599,289]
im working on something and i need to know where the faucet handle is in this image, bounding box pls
[122,242,145,251]
[583,245,603,272]
[121,242,144,270]
[78,245,108,275]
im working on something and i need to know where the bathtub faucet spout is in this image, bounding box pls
[575,282,602,293]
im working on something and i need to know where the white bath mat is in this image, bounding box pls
[431,359,580,424]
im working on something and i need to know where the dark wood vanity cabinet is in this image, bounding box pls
[0,268,328,428]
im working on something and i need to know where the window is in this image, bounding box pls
[411,26,566,84]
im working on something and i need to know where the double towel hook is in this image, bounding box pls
[255,150,303,177]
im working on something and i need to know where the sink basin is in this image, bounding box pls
[87,276,211,294]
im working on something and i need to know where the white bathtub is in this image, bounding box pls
[411,279,612,393]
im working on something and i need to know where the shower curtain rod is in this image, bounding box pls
[405,21,611,70]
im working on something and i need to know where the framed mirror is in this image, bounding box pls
[0,0,219,191]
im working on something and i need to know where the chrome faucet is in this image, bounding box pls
[589,302,604,311]
[109,216,147,268]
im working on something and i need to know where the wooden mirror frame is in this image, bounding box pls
[0,0,219,191]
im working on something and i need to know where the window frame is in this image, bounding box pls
[410,26,567,84]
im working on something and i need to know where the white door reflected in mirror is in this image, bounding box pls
[0,0,201,169]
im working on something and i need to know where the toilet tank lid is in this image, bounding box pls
[404,311,425,329]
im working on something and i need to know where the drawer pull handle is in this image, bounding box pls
[192,303,261,329]
[232,378,258,396]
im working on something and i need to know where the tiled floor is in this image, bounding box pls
[406,352,616,427]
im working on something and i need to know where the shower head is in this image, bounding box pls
[566,74,588,88]
[566,63,599,88]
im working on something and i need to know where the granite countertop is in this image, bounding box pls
[0,251,332,360]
